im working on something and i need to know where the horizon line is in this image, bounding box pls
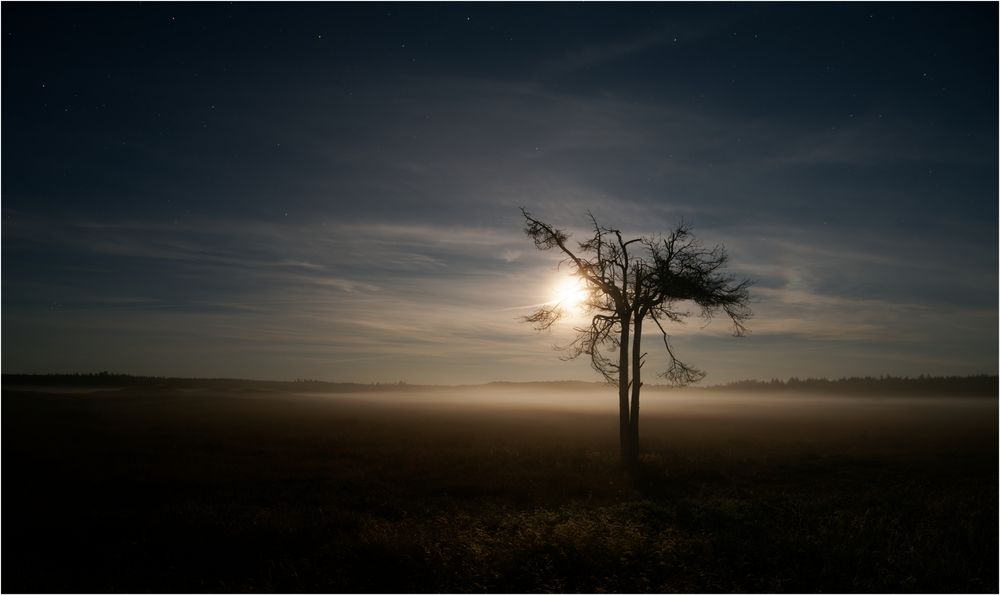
[3,371,997,390]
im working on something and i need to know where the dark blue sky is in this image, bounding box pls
[3,3,997,383]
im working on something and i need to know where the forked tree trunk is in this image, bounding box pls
[618,318,632,466]
[628,318,643,469]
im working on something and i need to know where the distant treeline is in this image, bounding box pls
[705,375,998,397]
[0,372,431,393]
[2,372,997,397]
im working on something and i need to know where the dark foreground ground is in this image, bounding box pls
[3,380,997,593]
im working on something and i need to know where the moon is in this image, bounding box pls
[553,275,589,313]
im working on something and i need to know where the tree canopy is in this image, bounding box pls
[522,208,751,384]
[521,208,753,467]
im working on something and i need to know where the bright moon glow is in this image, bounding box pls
[553,275,589,312]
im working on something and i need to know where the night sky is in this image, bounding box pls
[3,3,997,384]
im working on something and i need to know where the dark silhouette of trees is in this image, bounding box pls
[520,208,752,469]
[712,374,999,397]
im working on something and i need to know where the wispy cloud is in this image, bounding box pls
[538,31,676,75]
[4,34,995,384]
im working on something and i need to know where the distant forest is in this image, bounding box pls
[0,372,415,393]
[2,372,997,397]
[703,374,998,397]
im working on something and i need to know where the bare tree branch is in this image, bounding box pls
[649,309,705,385]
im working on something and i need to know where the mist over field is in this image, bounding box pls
[4,377,996,592]
[296,384,997,456]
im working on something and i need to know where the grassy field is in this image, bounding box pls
[3,380,997,593]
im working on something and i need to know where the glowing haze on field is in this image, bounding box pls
[2,4,997,384]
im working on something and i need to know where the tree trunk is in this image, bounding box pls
[618,313,631,467]
[628,318,643,470]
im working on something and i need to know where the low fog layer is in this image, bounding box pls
[288,385,996,455]
[302,384,994,416]
[6,379,995,460]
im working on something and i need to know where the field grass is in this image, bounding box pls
[3,381,996,593]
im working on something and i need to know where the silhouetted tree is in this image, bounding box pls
[520,208,752,469]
